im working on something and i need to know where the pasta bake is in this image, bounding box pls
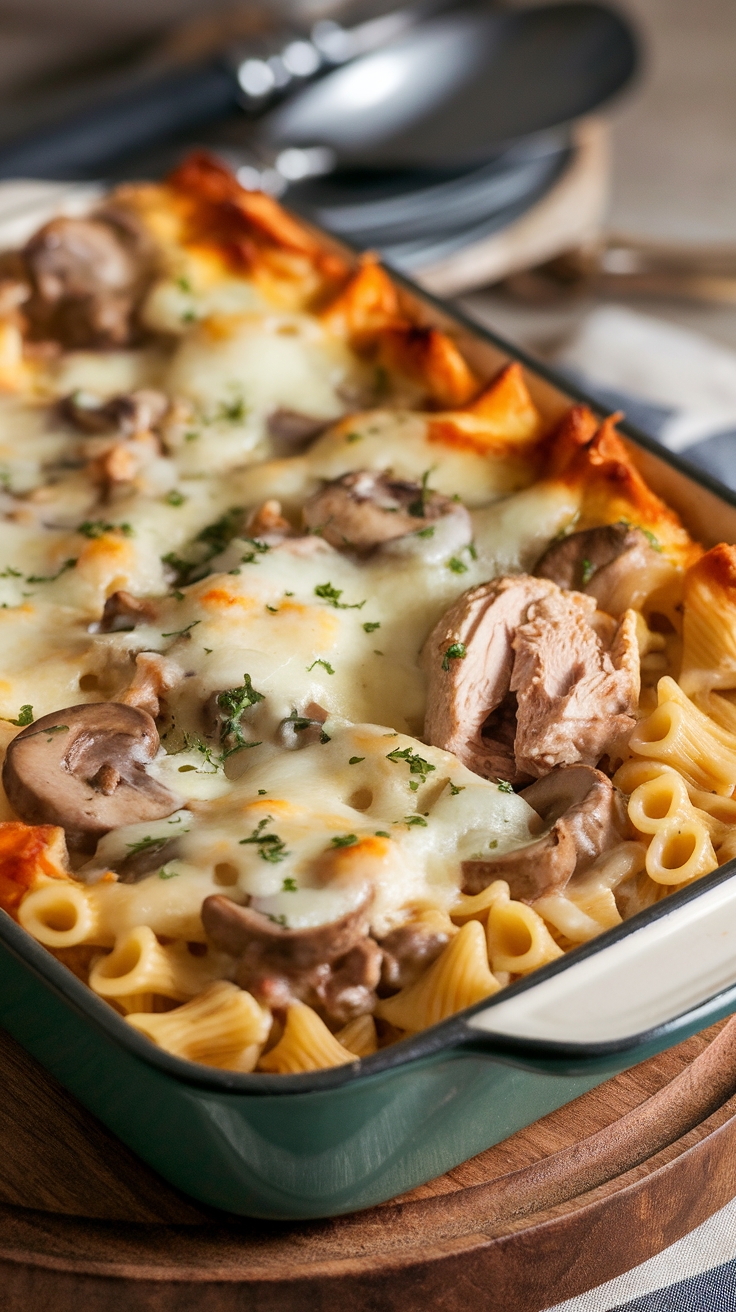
[0,153,732,1077]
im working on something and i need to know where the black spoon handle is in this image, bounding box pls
[0,60,238,181]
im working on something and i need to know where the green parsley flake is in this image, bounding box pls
[307,658,335,675]
[282,877,298,892]
[158,867,180,879]
[77,520,133,539]
[217,675,265,756]
[375,831,390,838]
[348,756,365,765]
[363,621,381,633]
[10,704,33,727]
[415,526,434,539]
[447,556,468,574]
[314,582,365,610]
[331,834,358,848]
[449,782,465,796]
[386,746,436,786]
[442,641,467,672]
[497,780,514,794]
[404,815,428,827]
[162,620,201,639]
[408,468,435,518]
[165,490,186,507]
[581,557,595,586]
[239,816,290,863]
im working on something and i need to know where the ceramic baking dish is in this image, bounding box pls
[2,188,736,1220]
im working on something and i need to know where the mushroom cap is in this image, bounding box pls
[3,703,182,854]
[461,764,630,903]
[302,470,470,553]
[534,524,674,617]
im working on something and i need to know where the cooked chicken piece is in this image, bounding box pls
[423,575,639,783]
[423,575,557,785]
[202,894,381,1025]
[462,765,630,902]
[511,593,640,777]
[534,523,676,617]
[246,499,296,542]
[302,470,472,556]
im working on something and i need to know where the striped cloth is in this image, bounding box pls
[546,1195,736,1310]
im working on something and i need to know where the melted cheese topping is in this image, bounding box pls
[0,169,697,1002]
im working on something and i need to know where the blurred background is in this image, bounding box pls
[0,0,734,482]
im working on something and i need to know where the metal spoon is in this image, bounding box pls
[0,2,636,183]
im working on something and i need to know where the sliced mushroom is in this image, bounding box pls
[97,590,157,633]
[202,893,381,1024]
[534,524,675,616]
[3,703,182,854]
[302,470,472,555]
[377,920,452,994]
[423,575,639,784]
[61,388,168,436]
[23,211,154,349]
[267,408,333,454]
[461,765,630,903]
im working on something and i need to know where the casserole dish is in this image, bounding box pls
[1,163,736,1219]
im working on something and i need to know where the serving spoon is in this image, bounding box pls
[0,2,637,183]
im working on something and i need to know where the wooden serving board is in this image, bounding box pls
[1,1018,736,1312]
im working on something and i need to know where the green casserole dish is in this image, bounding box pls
[1,233,736,1215]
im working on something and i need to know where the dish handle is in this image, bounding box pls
[459,868,736,1068]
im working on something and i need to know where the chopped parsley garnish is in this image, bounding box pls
[403,815,428,827]
[181,310,196,325]
[0,566,21,578]
[348,756,365,765]
[643,528,662,552]
[375,831,390,838]
[258,789,267,795]
[415,526,434,539]
[184,430,200,443]
[307,658,335,675]
[331,834,358,848]
[283,713,314,733]
[10,705,33,727]
[163,509,246,585]
[126,835,168,855]
[408,468,435,518]
[386,746,436,790]
[314,582,366,610]
[442,642,467,672]
[581,557,595,586]
[176,275,191,292]
[345,431,362,444]
[77,520,133,539]
[488,839,498,849]
[158,867,180,879]
[20,723,68,741]
[282,877,298,892]
[215,394,247,424]
[239,815,290,863]
[266,605,278,614]
[449,782,465,796]
[497,780,514,794]
[165,490,186,507]
[447,556,468,574]
[363,621,381,633]
[26,558,78,585]
[162,620,201,639]
[267,913,288,928]
[217,675,265,756]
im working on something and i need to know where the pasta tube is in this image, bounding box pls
[376,920,500,1032]
[89,926,216,1002]
[335,1014,378,1058]
[18,880,110,949]
[127,981,271,1070]
[485,884,564,975]
[645,818,718,885]
[258,1002,358,1074]
[680,544,736,694]
[628,676,736,793]
[627,772,693,835]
